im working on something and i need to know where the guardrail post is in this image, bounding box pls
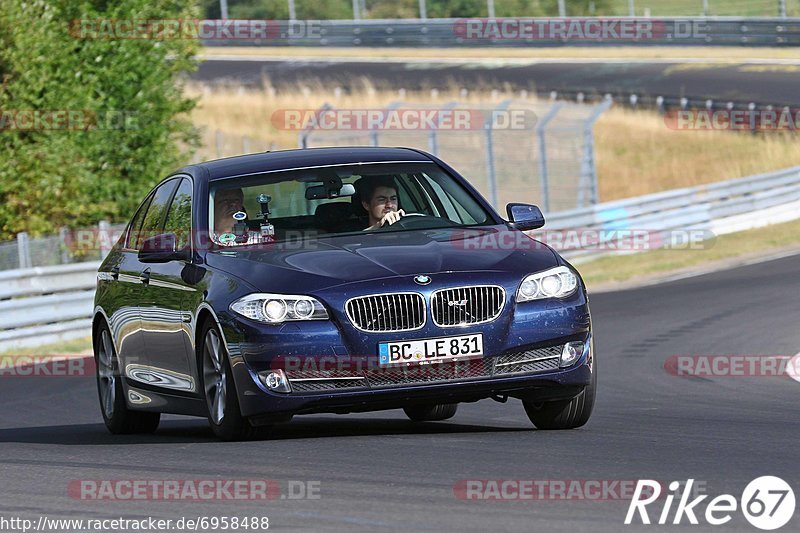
[428,101,459,156]
[484,100,512,209]
[17,232,31,269]
[579,97,613,208]
[59,227,70,264]
[371,101,404,147]
[536,102,565,214]
[779,0,787,18]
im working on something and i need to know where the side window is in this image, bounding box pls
[164,178,192,249]
[135,179,179,250]
[126,195,152,249]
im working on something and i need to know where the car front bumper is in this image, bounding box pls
[219,292,593,419]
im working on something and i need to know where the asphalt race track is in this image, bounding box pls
[195,58,800,108]
[1,253,798,532]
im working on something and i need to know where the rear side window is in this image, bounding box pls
[134,179,179,250]
[164,178,193,250]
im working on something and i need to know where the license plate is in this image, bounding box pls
[378,334,483,366]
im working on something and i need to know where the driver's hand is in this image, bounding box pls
[379,209,406,227]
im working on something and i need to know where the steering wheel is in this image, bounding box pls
[375,213,452,231]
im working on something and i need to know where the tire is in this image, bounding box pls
[403,403,458,422]
[95,323,160,434]
[523,361,596,430]
[199,321,262,441]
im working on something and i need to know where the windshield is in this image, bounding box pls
[208,162,493,246]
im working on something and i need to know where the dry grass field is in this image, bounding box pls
[188,84,800,202]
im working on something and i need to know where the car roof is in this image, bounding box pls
[183,147,435,181]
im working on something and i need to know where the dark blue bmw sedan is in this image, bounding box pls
[93,147,595,440]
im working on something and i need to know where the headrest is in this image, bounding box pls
[314,202,354,228]
[350,177,367,217]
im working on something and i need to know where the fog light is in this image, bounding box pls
[259,369,291,393]
[560,341,585,368]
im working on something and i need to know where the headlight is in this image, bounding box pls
[516,266,578,302]
[230,293,329,324]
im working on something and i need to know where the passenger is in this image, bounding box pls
[214,188,246,235]
[213,188,261,245]
[360,177,406,230]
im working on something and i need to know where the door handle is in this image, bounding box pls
[110,266,120,280]
[139,268,151,284]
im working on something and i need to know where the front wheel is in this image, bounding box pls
[95,324,160,434]
[523,362,596,430]
[200,322,262,441]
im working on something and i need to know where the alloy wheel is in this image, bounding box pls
[203,328,226,425]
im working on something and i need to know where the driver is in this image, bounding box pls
[361,177,406,231]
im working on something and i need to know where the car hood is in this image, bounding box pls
[204,225,559,293]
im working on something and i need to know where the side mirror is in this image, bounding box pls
[506,203,545,231]
[138,233,190,263]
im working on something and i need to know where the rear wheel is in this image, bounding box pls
[523,363,596,430]
[95,323,160,434]
[200,321,262,441]
[403,403,458,422]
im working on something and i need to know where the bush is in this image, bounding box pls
[0,0,199,240]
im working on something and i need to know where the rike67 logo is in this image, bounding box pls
[625,477,795,530]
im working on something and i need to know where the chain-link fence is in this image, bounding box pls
[298,98,612,214]
[0,222,126,271]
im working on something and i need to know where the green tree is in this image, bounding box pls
[0,0,199,240]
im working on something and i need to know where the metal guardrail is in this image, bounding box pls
[202,17,800,47]
[0,262,99,351]
[2,165,800,350]
[544,165,800,262]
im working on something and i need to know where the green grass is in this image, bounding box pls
[579,217,800,287]
[0,336,92,358]
[607,0,799,17]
